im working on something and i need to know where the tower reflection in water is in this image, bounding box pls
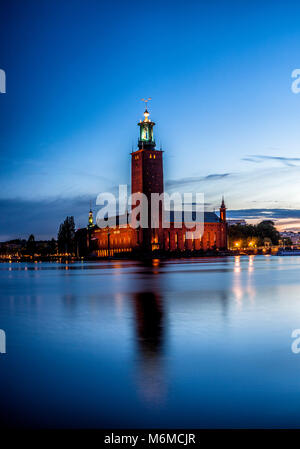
[132,264,167,404]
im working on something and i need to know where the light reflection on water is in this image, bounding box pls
[1,256,300,428]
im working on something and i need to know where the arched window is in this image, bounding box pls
[167,232,171,250]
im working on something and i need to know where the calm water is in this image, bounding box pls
[1,256,300,428]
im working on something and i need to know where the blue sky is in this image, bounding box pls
[1,0,300,239]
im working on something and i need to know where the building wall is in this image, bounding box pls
[91,221,227,256]
[162,222,227,251]
[93,225,137,257]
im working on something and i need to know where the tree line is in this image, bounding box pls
[228,220,281,248]
[1,216,77,256]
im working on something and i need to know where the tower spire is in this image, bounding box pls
[141,97,151,110]
[88,201,94,228]
[220,196,226,222]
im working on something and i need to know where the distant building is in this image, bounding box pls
[280,231,300,245]
[0,240,24,256]
[227,219,247,226]
[76,106,227,257]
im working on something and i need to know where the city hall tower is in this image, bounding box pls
[131,101,164,250]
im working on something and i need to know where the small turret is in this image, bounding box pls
[88,207,94,228]
[220,196,226,223]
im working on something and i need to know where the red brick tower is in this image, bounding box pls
[131,101,164,250]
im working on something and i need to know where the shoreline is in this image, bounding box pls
[0,249,275,263]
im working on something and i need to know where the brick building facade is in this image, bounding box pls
[77,106,227,257]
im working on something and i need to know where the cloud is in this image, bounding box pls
[205,174,231,180]
[242,157,261,163]
[165,173,231,189]
[0,196,95,241]
[2,195,300,241]
[242,155,300,167]
[227,209,300,231]
[227,208,300,220]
